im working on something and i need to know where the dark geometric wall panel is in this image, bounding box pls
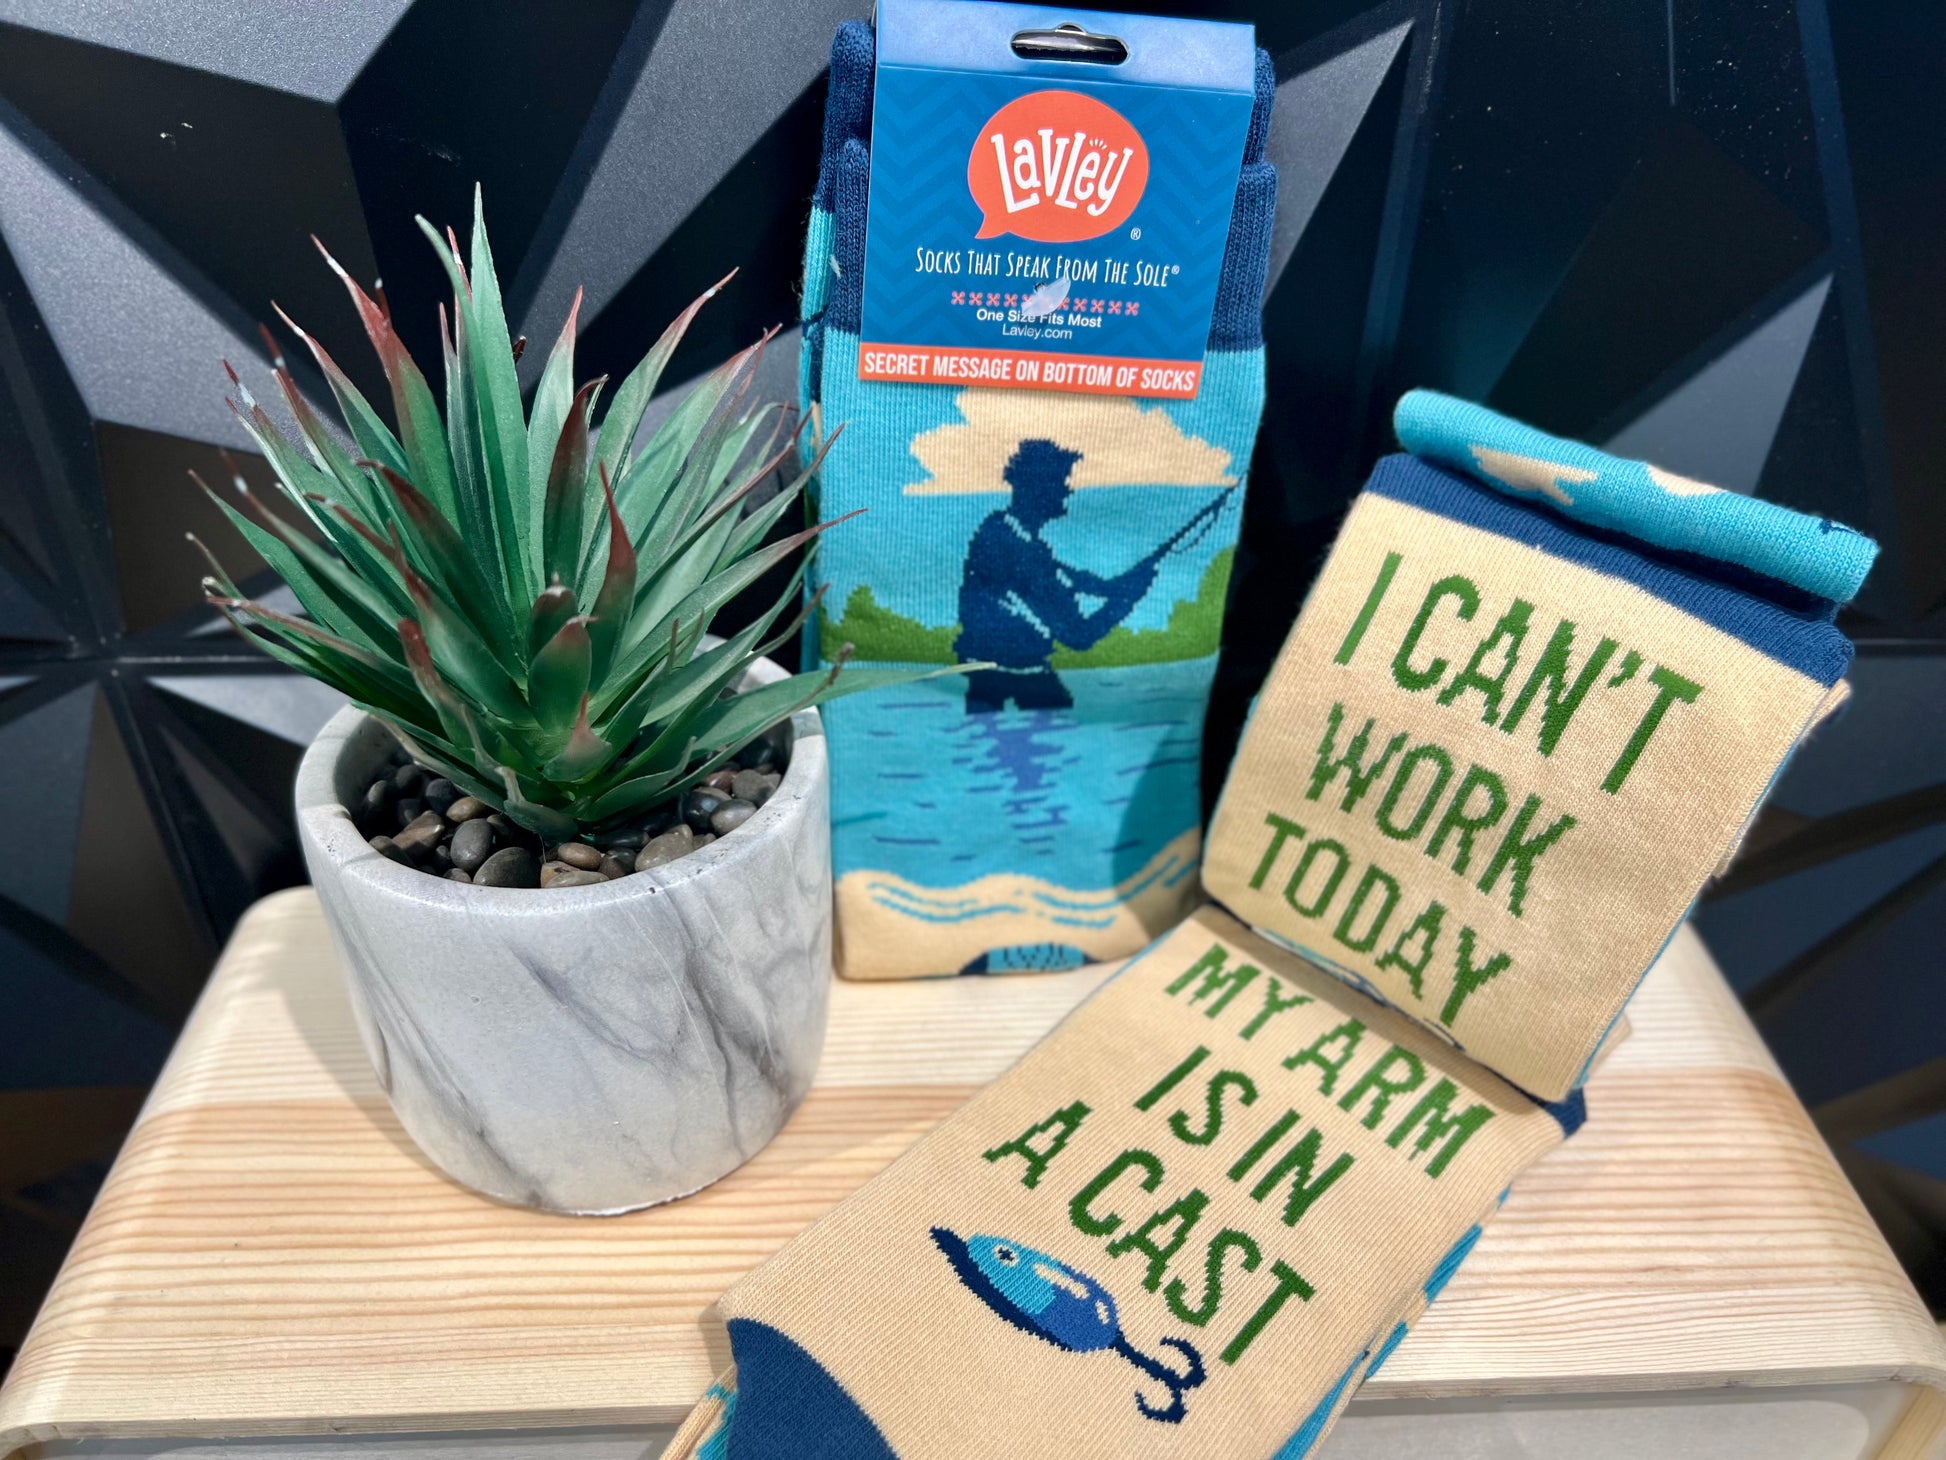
[1605,272,1832,498]
[2,0,1943,1365]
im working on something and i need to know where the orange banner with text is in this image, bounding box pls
[858,342,1203,400]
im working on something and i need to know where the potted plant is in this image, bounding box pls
[195,193,933,1214]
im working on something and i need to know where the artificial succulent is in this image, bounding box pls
[196,190,932,840]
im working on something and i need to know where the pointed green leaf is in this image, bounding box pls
[592,269,735,503]
[400,564,527,723]
[541,695,618,783]
[528,616,592,736]
[528,286,584,557]
[597,614,766,764]
[415,211,531,614]
[369,463,514,664]
[527,583,576,663]
[397,617,500,764]
[717,478,802,573]
[588,338,763,594]
[542,377,600,592]
[681,661,962,781]
[586,462,635,689]
[266,361,382,524]
[465,188,535,596]
[196,474,398,654]
[272,304,409,482]
[606,509,860,706]
[215,595,426,724]
[633,353,771,575]
[315,237,460,528]
[440,298,502,588]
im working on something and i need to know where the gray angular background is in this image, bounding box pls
[1,0,1942,1365]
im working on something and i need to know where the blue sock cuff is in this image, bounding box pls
[1365,454,1855,684]
[1393,389,1879,605]
[827,139,871,335]
[724,1318,898,1460]
[1210,162,1277,352]
[817,21,875,212]
[1541,1088,1587,1138]
[1244,46,1276,165]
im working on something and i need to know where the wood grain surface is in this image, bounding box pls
[2,888,1942,1456]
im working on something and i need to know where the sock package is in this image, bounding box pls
[1203,389,1873,1099]
[800,20,1278,979]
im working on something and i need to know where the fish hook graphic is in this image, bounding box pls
[1112,1330,1207,1423]
[930,1227,1209,1424]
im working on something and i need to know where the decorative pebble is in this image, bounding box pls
[446,796,489,822]
[711,798,757,835]
[598,855,631,880]
[392,763,426,794]
[394,797,426,830]
[449,817,497,873]
[703,769,738,792]
[368,835,411,866]
[542,863,608,889]
[730,768,780,806]
[431,843,453,869]
[361,780,394,822]
[642,806,684,838]
[392,810,447,857]
[554,841,603,870]
[634,825,696,872]
[595,827,648,852]
[694,833,717,848]
[683,788,726,833]
[446,868,472,883]
[475,846,540,888]
[423,777,459,815]
[742,738,777,770]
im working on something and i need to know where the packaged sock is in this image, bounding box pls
[669,905,1580,1459]
[1204,390,1875,1100]
[799,10,1278,979]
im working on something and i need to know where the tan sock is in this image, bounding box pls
[678,906,1575,1459]
[1205,393,1871,1099]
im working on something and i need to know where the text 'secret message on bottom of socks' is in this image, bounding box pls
[813,335,1265,978]
[715,907,1571,1459]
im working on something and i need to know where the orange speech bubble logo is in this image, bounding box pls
[968,90,1149,243]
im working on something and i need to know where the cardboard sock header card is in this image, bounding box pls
[1204,390,1875,1101]
[857,0,1258,399]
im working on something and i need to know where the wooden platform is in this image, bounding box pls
[2,888,1942,1458]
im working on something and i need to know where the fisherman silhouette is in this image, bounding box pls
[955,440,1161,714]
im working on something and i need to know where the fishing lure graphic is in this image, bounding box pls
[930,1226,1207,1424]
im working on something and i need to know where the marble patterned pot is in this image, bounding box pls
[293,656,832,1215]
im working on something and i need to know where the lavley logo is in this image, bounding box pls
[969,89,1149,243]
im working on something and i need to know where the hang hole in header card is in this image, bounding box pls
[1011,22,1129,65]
